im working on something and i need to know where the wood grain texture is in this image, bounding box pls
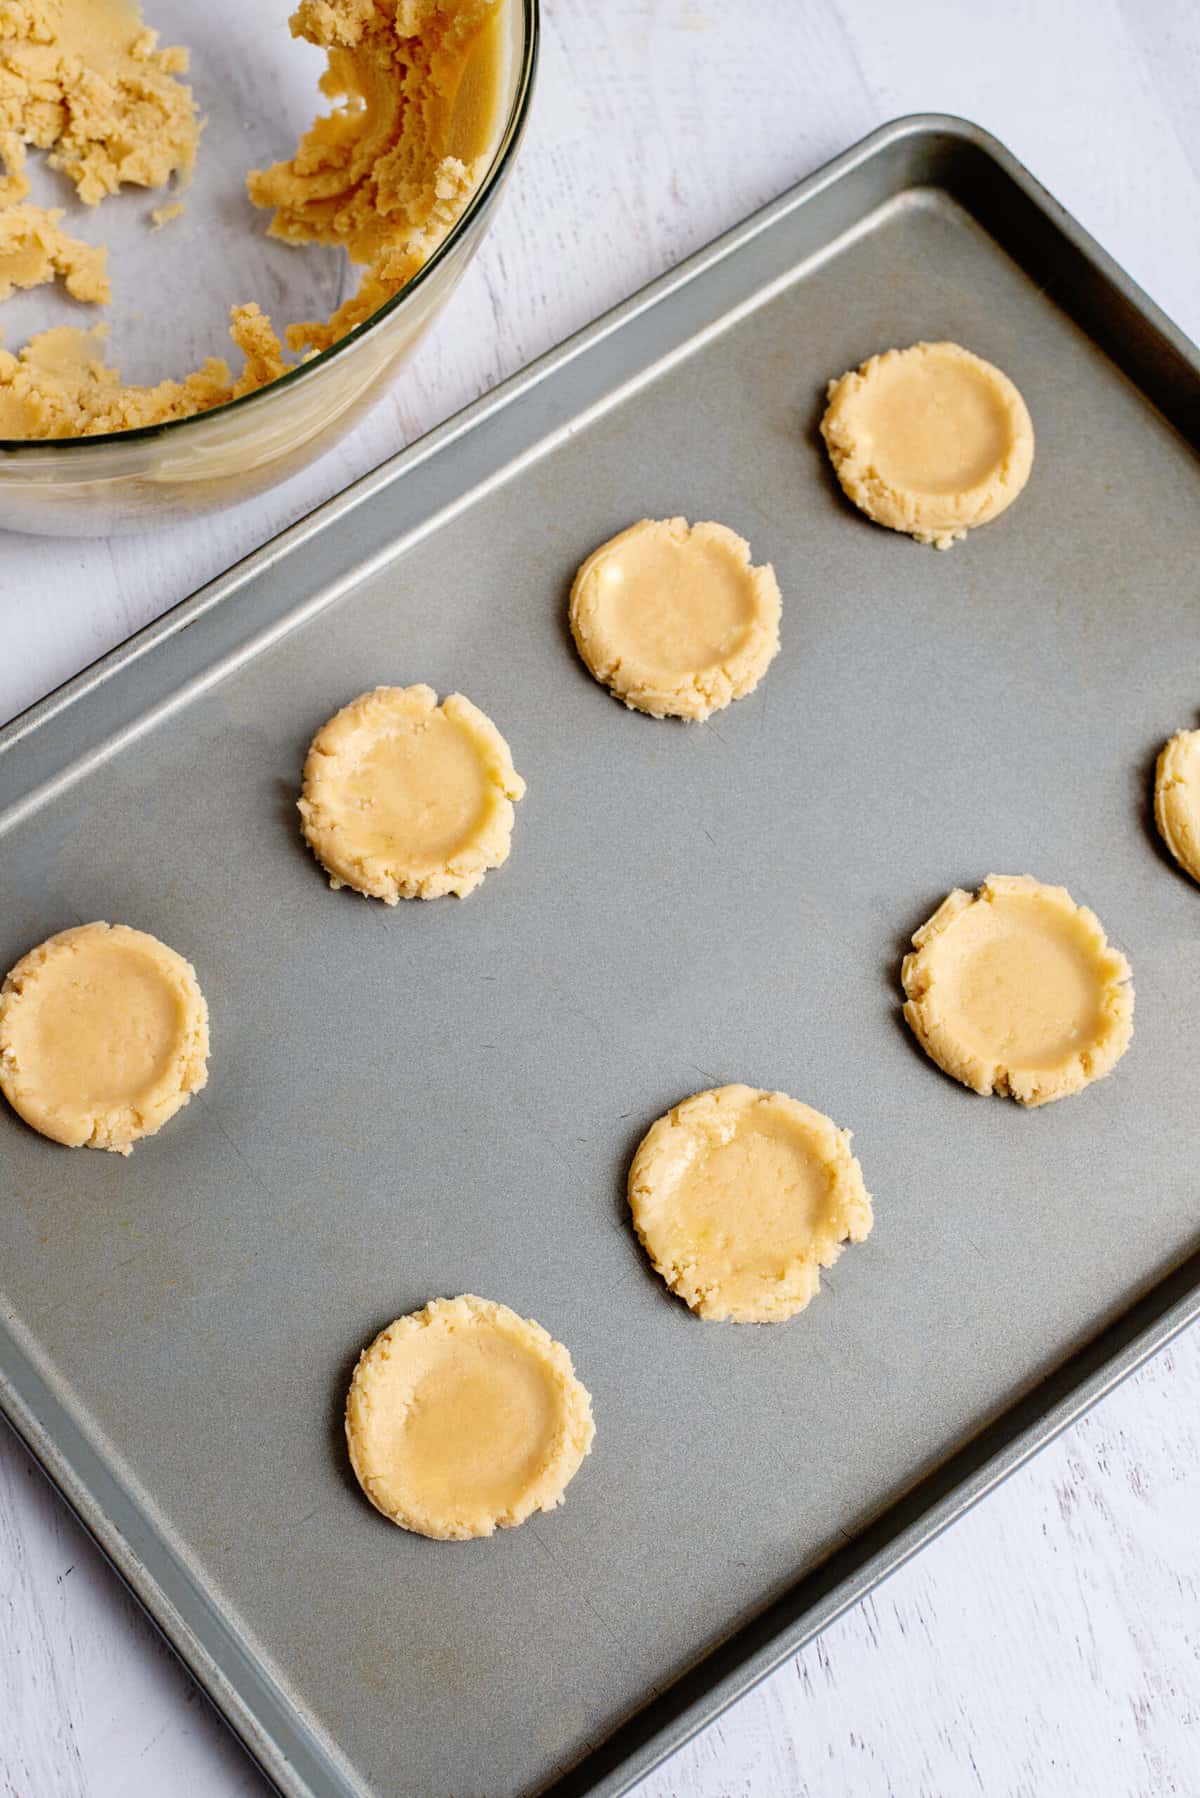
[2,1,1200,1794]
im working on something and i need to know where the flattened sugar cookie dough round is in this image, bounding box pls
[0,922,209,1154]
[569,517,781,720]
[629,1085,873,1324]
[821,342,1034,548]
[345,1295,595,1540]
[298,685,526,902]
[902,875,1133,1106]
[1155,728,1200,885]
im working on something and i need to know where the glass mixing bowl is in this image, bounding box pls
[0,0,537,536]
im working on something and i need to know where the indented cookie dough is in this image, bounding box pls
[1155,728,1200,886]
[820,342,1034,548]
[568,518,781,721]
[298,684,526,902]
[628,1085,873,1323]
[0,0,509,436]
[345,1295,595,1539]
[902,875,1133,1106]
[0,922,209,1154]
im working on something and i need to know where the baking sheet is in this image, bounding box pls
[2,116,1199,1798]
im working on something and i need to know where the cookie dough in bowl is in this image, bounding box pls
[1155,728,1200,885]
[568,518,781,720]
[0,922,209,1154]
[901,875,1133,1106]
[345,1295,595,1539]
[0,0,519,436]
[820,342,1034,548]
[0,0,537,531]
[628,1085,873,1323]
[298,684,526,902]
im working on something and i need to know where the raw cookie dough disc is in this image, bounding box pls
[901,875,1133,1106]
[298,685,526,902]
[1155,728,1200,885]
[628,1085,873,1323]
[568,518,781,720]
[820,342,1034,548]
[345,1296,595,1540]
[0,922,209,1154]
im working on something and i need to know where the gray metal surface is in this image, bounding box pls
[2,116,1199,1798]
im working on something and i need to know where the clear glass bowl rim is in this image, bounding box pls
[0,0,539,455]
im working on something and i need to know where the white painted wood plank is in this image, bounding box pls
[2,2,1199,1794]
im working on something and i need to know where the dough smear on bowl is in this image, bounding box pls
[569,517,781,720]
[1154,728,1200,885]
[345,1295,595,1539]
[298,683,525,902]
[628,1084,873,1323]
[0,0,511,436]
[820,341,1034,548]
[0,921,209,1154]
[901,874,1133,1106]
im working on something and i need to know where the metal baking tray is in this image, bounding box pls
[2,114,1199,1798]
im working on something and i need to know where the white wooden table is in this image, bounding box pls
[3,3,1200,1793]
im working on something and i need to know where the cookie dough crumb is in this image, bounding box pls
[0,921,209,1154]
[345,1295,595,1539]
[149,200,186,231]
[0,205,110,302]
[629,1085,873,1323]
[821,342,1034,548]
[1155,728,1200,886]
[902,874,1133,1106]
[298,684,526,903]
[569,517,782,720]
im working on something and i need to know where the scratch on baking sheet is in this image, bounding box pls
[512,1099,573,1174]
[293,1504,328,1529]
[211,1113,282,1206]
[528,1525,626,1653]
